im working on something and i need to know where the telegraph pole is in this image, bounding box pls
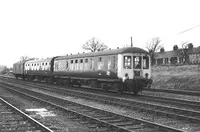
[131,36,133,47]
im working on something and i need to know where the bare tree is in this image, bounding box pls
[0,65,8,74]
[20,56,29,62]
[177,41,190,64]
[82,37,108,52]
[145,37,162,65]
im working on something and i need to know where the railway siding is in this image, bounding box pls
[0,97,53,132]
[0,81,186,132]
[2,76,200,131]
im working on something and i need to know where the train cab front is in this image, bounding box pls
[119,53,153,94]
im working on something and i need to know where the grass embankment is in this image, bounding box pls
[151,65,200,91]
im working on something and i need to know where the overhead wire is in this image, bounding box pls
[178,24,200,35]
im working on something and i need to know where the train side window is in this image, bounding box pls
[124,56,132,69]
[113,56,116,69]
[133,56,141,69]
[66,61,68,69]
[143,56,149,69]
[46,62,48,65]
[71,60,73,63]
[85,59,88,63]
[90,58,93,69]
[80,59,83,63]
[99,57,102,62]
[75,60,78,63]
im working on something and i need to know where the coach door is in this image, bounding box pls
[133,56,142,78]
[122,55,133,79]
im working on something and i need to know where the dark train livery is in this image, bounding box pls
[13,47,152,94]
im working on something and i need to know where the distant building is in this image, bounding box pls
[188,46,200,64]
[154,44,200,65]
[154,45,183,65]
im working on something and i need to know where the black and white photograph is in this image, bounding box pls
[0,0,200,131]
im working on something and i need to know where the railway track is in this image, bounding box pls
[0,81,186,132]
[8,79,200,119]
[2,76,200,131]
[1,75,200,96]
[23,82,200,125]
[3,79,200,130]
[143,88,200,96]
[0,97,53,132]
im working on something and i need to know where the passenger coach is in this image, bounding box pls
[52,47,152,94]
[13,47,152,95]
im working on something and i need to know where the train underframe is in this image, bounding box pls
[15,74,152,95]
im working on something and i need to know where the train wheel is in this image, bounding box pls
[113,83,122,94]
[117,87,123,94]
[147,84,151,89]
[133,83,142,95]
[77,80,81,87]
[133,91,138,95]
[102,85,108,92]
[66,78,71,86]
[28,76,31,81]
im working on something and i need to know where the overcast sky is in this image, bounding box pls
[0,0,200,67]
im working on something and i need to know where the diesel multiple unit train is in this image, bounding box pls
[13,47,152,94]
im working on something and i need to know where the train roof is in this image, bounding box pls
[13,58,42,65]
[25,58,53,63]
[13,61,24,65]
[13,59,32,66]
[56,47,149,60]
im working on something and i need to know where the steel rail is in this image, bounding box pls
[1,75,200,96]
[143,88,200,96]
[0,82,185,132]
[11,80,200,121]
[0,97,53,132]
[2,79,200,122]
